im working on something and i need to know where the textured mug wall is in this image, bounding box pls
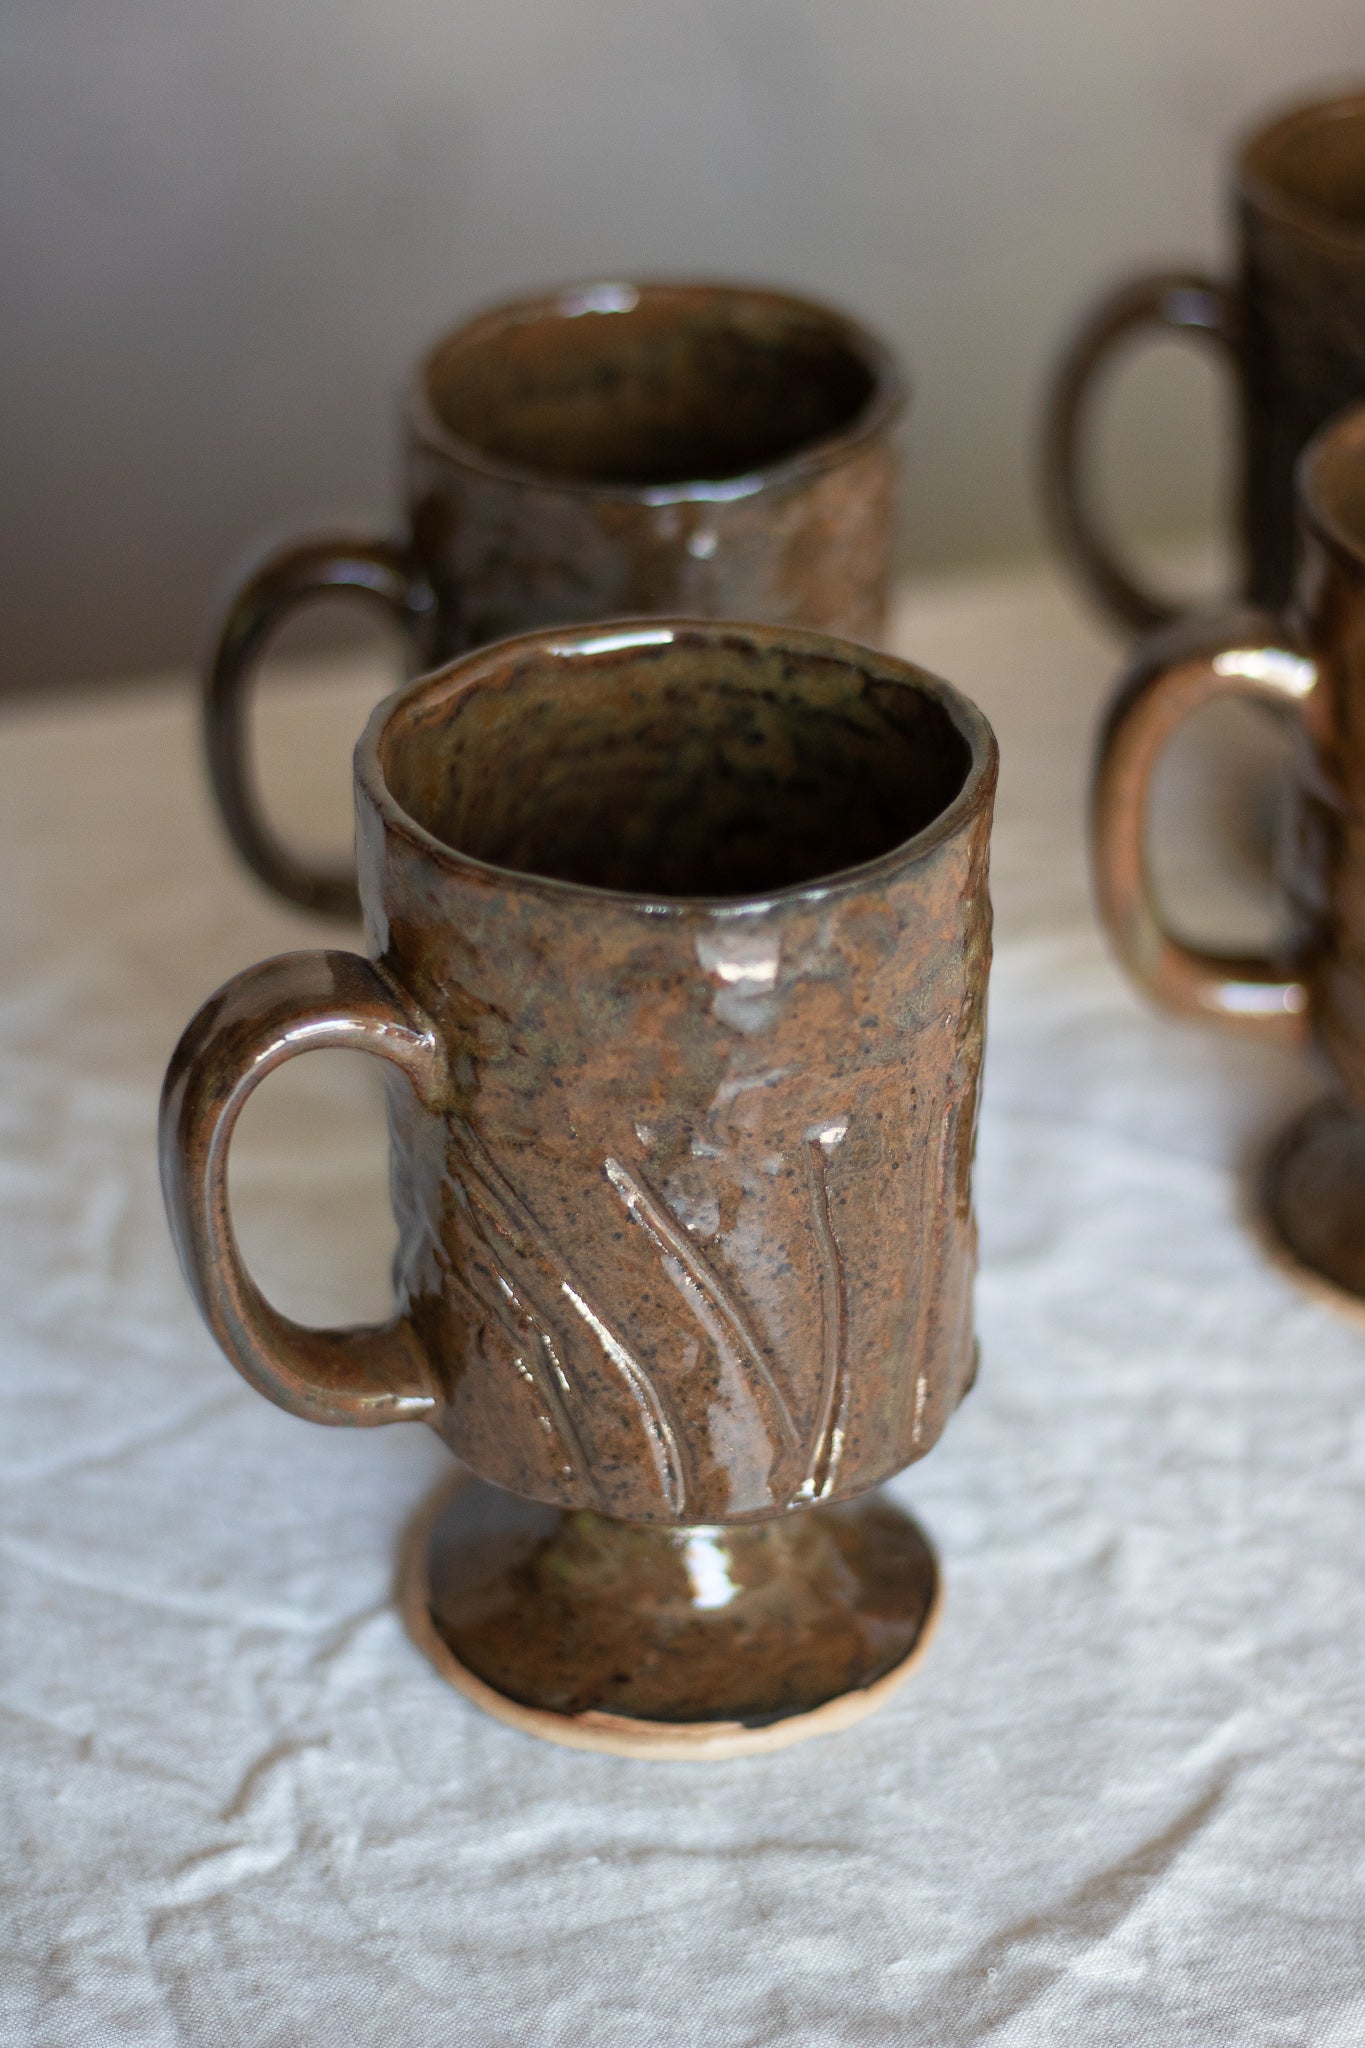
[2,0,1363,692]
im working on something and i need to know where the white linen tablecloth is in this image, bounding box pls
[2,566,1361,2046]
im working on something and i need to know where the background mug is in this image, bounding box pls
[164,617,996,1755]
[1091,402,1365,1306]
[205,280,906,919]
[1044,84,1365,632]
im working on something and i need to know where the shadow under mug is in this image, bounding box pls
[205,279,906,920]
[164,618,996,1754]
[1044,84,1365,632]
[1092,401,1365,1305]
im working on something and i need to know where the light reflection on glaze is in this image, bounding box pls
[448,1119,690,1515]
[569,625,675,658]
[910,1373,930,1449]
[709,1068,793,1115]
[695,933,782,987]
[439,1165,594,1498]
[800,1125,851,1501]
[557,282,641,318]
[559,1281,687,1515]
[604,1156,801,1506]
[680,1528,741,1609]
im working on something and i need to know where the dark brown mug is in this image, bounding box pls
[1092,402,1365,1304]
[1044,85,1365,632]
[205,280,906,920]
[164,617,996,1754]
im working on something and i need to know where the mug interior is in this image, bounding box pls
[420,285,888,488]
[379,629,974,899]
[1244,92,1365,238]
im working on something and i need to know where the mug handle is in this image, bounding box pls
[204,535,440,920]
[1042,271,1240,632]
[1091,609,1317,1039]
[160,949,445,1426]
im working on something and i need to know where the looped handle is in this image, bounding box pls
[1091,608,1316,1040]
[204,535,440,920]
[159,949,446,1426]
[1042,272,1240,632]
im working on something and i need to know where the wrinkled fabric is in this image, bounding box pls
[2,570,1362,2047]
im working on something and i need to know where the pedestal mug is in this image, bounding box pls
[205,281,906,918]
[1092,402,1365,1305]
[163,618,996,1755]
[1044,85,1365,631]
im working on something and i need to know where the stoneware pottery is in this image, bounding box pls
[163,618,997,1757]
[204,280,906,918]
[1044,83,1365,631]
[1092,401,1365,1309]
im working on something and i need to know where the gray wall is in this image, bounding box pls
[3,0,1364,694]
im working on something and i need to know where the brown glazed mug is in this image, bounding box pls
[205,280,906,920]
[163,617,997,1757]
[1044,85,1365,632]
[1092,402,1365,1306]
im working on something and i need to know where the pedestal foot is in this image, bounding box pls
[400,1474,940,1759]
[1261,1095,1365,1313]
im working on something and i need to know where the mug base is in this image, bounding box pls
[1260,1095,1365,1312]
[400,1473,940,1759]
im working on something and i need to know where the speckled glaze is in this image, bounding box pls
[169,619,995,1514]
[204,282,906,918]
[1044,86,1365,631]
[1091,403,1365,1305]
[163,620,995,1741]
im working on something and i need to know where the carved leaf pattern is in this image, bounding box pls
[603,1157,803,1502]
[445,1084,954,1514]
[447,1119,690,1515]
[800,1133,850,1500]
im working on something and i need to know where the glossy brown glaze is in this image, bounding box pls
[419,1473,938,1728]
[1092,403,1365,1303]
[1044,86,1365,631]
[160,949,445,1425]
[1261,1097,1365,1306]
[204,281,906,917]
[1091,608,1314,1041]
[162,618,995,1742]
[366,627,994,1523]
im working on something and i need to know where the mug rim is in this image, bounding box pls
[1300,400,1365,567]
[356,617,996,916]
[1239,83,1365,252]
[406,279,908,505]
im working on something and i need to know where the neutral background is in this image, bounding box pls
[4,0,1365,695]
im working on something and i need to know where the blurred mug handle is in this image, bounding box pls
[1091,608,1315,1039]
[1042,272,1240,632]
[160,948,445,1426]
[204,534,440,920]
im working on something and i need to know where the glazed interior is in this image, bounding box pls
[1305,406,1365,561]
[421,286,884,487]
[381,630,973,898]
[1246,95,1365,235]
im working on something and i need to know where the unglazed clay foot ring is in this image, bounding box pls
[398,1474,942,1760]
[1258,1095,1365,1318]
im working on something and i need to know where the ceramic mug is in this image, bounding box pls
[205,280,906,919]
[1091,402,1365,1304]
[164,617,997,1754]
[1044,84,1365,632]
